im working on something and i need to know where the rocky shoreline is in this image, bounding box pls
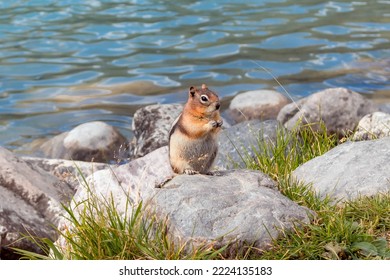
[1,87,390,259]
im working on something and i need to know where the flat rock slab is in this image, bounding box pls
[0,147,74,259]
[154,170,312,251]
[293,137,390,202]
[21,157,110,191]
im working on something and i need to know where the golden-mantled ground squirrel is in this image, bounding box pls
[169,84,223,175]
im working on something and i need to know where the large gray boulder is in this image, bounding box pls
[215,120,284,170]
[227,89,290,124]
[130,104,182,159]
[56,147,312,254]
[0,147,74,259]
[153,170,311,252]
[35,121,127,163]
[277,88,378,135]
[352,112,390,141]
[292,137,390,202]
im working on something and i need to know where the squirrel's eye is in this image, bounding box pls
[200,95,209,102]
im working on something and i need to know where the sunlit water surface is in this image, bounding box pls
[0,0,389,153]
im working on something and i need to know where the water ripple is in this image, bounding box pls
[0,0,389,152]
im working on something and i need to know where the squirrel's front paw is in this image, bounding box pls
[210,120,218,128]
[210,120,223,128]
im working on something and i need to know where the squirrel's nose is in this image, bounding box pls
[216,102,220,110]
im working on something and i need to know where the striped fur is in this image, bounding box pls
[168,85,222,174]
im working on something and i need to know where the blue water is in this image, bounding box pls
[0,0,389,153]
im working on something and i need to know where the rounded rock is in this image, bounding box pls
[37,121,127,163]
[227,89,290,124]
[277,87,378,135]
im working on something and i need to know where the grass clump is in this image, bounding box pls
[16,189,225,260]
[256,191,390,260]
[238,121,390,260]
[244,122,338,181]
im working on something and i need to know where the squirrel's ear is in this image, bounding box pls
[189,86,196,97]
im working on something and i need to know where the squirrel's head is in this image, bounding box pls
[187,84,221,116]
